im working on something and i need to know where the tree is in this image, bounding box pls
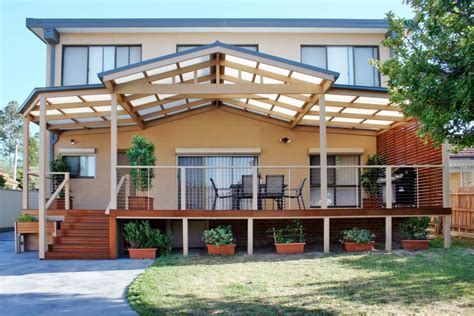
[0,101,23,183]
[373,0,473,150]
[28,133,39,168]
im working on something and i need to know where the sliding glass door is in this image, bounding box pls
[310,155,360,208]
[178,156,258,210]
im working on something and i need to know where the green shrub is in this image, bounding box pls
[203,225,235,246]
[269,220,305,244]
[126,135,156,192]
[361,154,386,198]
[17,214,38,222]
[341,228,375,244]
[400,217,431,240]
[123,220,173,254]
[0,174,6,188]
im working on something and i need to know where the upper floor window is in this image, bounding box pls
[177,44,258,52]
[62,45,142,86]
[301,46,380,87]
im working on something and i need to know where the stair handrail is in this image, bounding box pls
[105,174,129,214]
[45,172,70,210]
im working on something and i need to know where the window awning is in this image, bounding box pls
[21,42,407,132]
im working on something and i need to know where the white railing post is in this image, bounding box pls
[65,173,70,210]
[385,166,392,209]
[385,216,392,251]
[180,167,186,210]
[323,217,330,253]
[183,218,188,256]
[247,218,253,255]
[125,173,130,210]
[252,166,258,210]
[288,168,291,210]
[355,167,359,208]
[147,168,150,210]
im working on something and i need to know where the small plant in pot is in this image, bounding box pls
[269,220,305,254]
[49,155,73,209]
[126,135,156,210]
[202,225,236,255]
[124,220,172,259]
[400,217,431,250]
[341,228,375,252]
[360,154,385,209]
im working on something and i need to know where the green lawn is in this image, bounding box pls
[128,237,474,315]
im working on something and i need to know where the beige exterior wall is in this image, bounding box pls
[51,31,389,86]
[55,108,377,209]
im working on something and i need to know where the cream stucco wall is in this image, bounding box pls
[55,108,377,209]
[51,31,389,86]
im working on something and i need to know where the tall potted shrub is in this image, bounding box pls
[400,217,431,250]
[341,228,375,252]
[202,225,236,255]
[126,135,156,209]
[269,220,306,254]
[49,155,73,209]
[360,154,385,209]
[123,220,172,259]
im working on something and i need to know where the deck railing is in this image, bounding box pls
[114,165,444,211]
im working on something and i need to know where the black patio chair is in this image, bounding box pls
[210,178,233,210]
[285,178,307,210]
[263,175,285,210]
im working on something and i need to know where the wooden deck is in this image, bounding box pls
[22,207,452,259]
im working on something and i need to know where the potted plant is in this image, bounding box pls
[202,225,236,255]
[400,217,431,250]
[49,155,73,209]
[270,220,305,254]
[123,220,168,259]
[341,228,375,252]
[126,135,156,210]
[360,154,385,209]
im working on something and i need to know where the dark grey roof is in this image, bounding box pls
[98,41,340,79]
[27,18,388,29]
[331,84,388,93]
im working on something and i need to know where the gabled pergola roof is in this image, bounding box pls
[21,42,407,132]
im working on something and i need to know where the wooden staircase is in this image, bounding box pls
[45,210,110,260]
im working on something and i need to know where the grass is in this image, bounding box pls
[128,237,474,315]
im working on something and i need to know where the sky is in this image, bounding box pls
[0,0,413,110]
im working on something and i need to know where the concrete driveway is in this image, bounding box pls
[0,231,152,315]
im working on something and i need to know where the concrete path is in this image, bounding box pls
[0,231,152,315]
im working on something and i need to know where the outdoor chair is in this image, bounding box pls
[210,178,233,210]
[285,178,307,210]
[263,175,285,210]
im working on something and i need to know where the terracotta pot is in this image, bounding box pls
[207,244,236,255]
[47,197,73,210]
[400,239,429,251]
[363,198,381,209]
[128,196,154,210]
[275,243,306,254]
[343,242,374,252]
[128,248,157,259]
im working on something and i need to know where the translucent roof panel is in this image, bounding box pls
[62,107,94,114]
[354,96,390,105]
[342,108,377,115]
[47,96,82,104]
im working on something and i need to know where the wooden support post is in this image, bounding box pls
[38,95,47,259]
[444,215,451,248]
[385,216,392,251]
[319,94,328,209]
[323,217,330,253]
[247,218,253,255]
[183,218,188,256]
[109,215,118,259]
[110,93,118,210]
[22,118,29,209]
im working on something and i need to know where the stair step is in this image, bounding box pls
[45,252,110,260]
[64,217,109,222]
[60,224,109,230]
[50,245,109,252]
[54,236,109,243]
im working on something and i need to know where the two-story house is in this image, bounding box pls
[19,18,451,259]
